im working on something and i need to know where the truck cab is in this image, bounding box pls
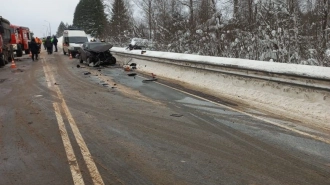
[10,25,32,57]
[0,16,13,67]
[62,29,88,57]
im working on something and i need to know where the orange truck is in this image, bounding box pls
[10,24,32,57]
[0,16,14,67]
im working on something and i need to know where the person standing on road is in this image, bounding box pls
[45,36,53,54]
[52,36,58,52]
[42,37,46,50]
[35,37,42,53]
[28,38,40,61]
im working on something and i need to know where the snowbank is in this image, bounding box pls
[111,47,330,80]
[57,36,63,45]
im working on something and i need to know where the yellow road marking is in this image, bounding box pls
[42,59,104,185]
[53,103,85,185]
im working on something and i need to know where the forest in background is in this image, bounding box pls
[56,0,330,67]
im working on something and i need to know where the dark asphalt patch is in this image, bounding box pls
[127,73,137,77]
[0,79,6,84]
[170,114,183,117]
[11,69,24,73]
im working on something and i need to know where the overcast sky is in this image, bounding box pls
[0,0,79,37]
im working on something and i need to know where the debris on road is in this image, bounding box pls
[123,65,131,71]
[130,63,137,69]
[142,78,157,82]
[77,64,80,68]
[0,79,6,84]
[54,82,59,85]
[11,68,24,73]
[142,73,157,82]
[111,84,117,88]
[127,73,137,77]
[170,114,183,117]
[84,72,91,75]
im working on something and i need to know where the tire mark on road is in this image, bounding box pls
[42,59,104,185]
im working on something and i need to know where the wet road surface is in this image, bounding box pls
[0,51,330,185]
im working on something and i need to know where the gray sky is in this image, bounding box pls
[0,0,79,37]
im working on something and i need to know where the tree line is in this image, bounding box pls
[55,0,330,67]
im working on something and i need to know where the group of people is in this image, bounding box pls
[42,36,58,54]
[28,36,58,61]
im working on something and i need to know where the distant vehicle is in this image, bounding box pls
[62,29,88,57]
[78,42,116,66]
[10,25,32,56]
[0,16,14,67]
[127,37,151,50]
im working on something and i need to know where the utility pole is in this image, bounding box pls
[44,20,51,36]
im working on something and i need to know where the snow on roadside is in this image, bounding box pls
[111,47,330,80]
[57,36,63,46]
[111,47,330,128]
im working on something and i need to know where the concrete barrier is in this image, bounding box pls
[111,48,330,128]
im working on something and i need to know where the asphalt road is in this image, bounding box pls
[0,50,330,185]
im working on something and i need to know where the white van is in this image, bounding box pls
[62,29,88,57]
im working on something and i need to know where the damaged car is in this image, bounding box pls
[78,42,116,66]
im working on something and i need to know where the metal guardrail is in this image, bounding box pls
[112,51,330,92]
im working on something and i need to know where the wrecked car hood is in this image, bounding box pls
[87,44,113,53]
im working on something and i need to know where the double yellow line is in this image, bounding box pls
[42,59,104,185]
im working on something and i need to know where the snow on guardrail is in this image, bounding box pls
[111,47,330,80]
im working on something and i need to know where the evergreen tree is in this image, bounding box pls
[73,0,107,37]
[56,21,67,37]
[109,0,131,39]
[73,0,84,29]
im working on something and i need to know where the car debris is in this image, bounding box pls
[129,63,137,69]
[170,114,183,117]
[142,73,157,82]
[123,64,131,71]
[142,78,157,82]
[127,73,137,77]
